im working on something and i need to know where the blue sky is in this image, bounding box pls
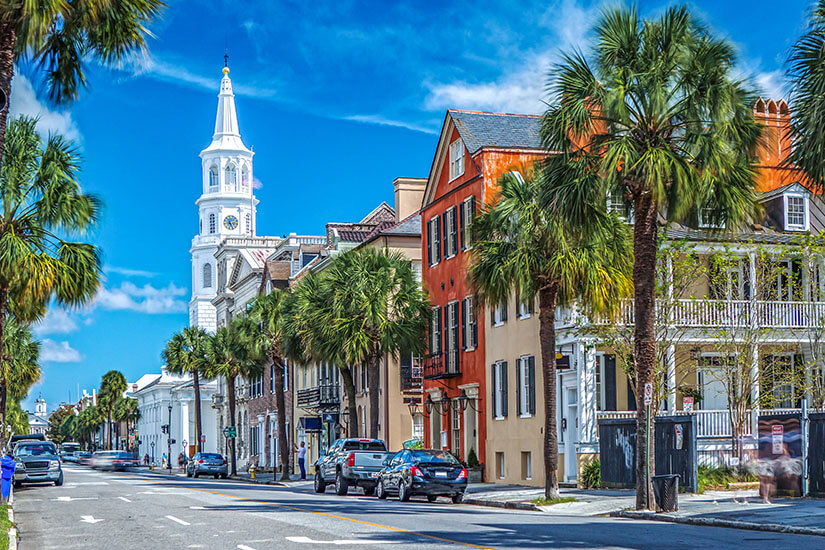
[8,0,813,411]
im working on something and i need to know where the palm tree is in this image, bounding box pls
[248,289,294,480]
[205,318,264,475]
[313,248,429,439]
[99,370,127,450]
[540,6,761,509]
[469,168,632,499]
[0,117,102,438]
[0,0,164,173]
[163,327,210,452]
[113,396,140,452]
[2,318,41,402]
[787,0,825,188]
[78,405,103,450]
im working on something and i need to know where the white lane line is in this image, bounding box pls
[53,496,98,502]
[286,537,399,545]
[79,516,103,524]
[237,546,256,550]
[118,497,132,503]
[165,515,191,526]
[189,506,206,510]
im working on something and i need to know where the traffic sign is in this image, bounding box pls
[200,434,206,443]
[643,382,653,406]
[223,426,237,439]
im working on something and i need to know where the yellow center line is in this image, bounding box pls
[118,473,494,549]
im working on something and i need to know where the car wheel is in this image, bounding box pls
[214,474,219,479]
[186,469,192,478]
[363,485,375,496]
[398,480,410,502]
[13,481,20,489]
[452,492,464,504]
[194,472,199,478]
[335,473,349,496]
[55,473,64,487]
[377,479,387,500]
[314,472,326,493]
[220,474,227,479]
[427,495,438,503]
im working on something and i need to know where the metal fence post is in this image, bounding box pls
[802,398,809,497]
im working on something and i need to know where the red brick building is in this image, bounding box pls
[420,110,545,471]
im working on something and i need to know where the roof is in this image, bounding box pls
[665,227,806,246]
[380,213,421,237]
[759,181,810,202]
[449,110,542,154]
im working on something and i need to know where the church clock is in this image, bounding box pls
[223,215,239,230]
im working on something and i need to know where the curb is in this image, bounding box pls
[8,493,17,550]
[229,475,285,487]
[463,497,538,511]
[611,510,825,537]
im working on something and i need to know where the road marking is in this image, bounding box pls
[165,515,191,526]
[52,496,98,502]
[237,546,256,550]
[286,537,399,545]
[118,497,132,503]
[189,506,206,510]
[65,482,109,486]
[80,516,103,524]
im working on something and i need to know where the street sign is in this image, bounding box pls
[643,382,653,406]
[675,424,683,450]
[772,425,784,454]
[683,397,694,413]
[223,426,237,439]
[200,434,206,443]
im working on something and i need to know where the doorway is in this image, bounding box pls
[563,382,578,482]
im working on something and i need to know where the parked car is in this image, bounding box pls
[186,453,228,479]
[375,449,467,503]
[91,451,136,471]
[13,440,63,487]
[314,438,389,495]
[9,434,45,454]
[77,451,93,465]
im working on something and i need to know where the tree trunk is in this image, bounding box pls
[193,370,203,453]
[108,412,113,450]
[340,367,358,438]
[367,350,381,439]
[633,190,659,510]
[272,356,290,481]
[227,375,237,476]
[0,23,15,178]
[0,286,7,446]
[538,282,561,500]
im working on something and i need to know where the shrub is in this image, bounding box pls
[466,447,480,468]
[581,459,600,489]
[532,496,577,506]
[697,465,757,493]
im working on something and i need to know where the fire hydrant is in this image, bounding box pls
[150,463,154,471]
[249,465,256,480]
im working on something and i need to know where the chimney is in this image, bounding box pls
[92,388,97,406]
[393,177,427,222]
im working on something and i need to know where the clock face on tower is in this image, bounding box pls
[223,215,239,230]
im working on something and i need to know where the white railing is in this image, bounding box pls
[609,299,825,329]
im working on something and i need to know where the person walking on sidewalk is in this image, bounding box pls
[1,450,15,502]
[295,441,307,480]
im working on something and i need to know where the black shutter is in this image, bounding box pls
[528,356,536,415]
[515,292,521,318]
[451,207,458,255]
[605,355,617,411]
[501,361,508,417]
[627,378,637,411]
[437,308,443,354]
[461,299,467,350]
[516,359,522,416]
[442,306,448,354]
[472,304,478,347]
[501,299,508,322]
[452,302,459,349]
[427,219,432,266]
[442,212,449,257]
[491,306,496,325]
[490,364,497,418]
[468,196,476,247]
[435,216,441,260]
[459,201,466,250]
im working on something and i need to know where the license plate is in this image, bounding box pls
[371,472,379,478]
[435,471,448,478]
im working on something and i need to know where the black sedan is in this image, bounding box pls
[376,449,467,503]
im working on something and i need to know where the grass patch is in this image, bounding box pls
[697,465,757,493]
[0,503,11,550]
[531,496,577,506]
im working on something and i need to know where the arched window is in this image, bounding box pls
[209,213,216,234]
[225,165,237,191]
[241,166,249,191]
[245,213,251,234]
[209,166,219,189]
[203,263,212,288]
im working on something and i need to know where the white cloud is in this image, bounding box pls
[33,310,80,336]
[40,339,82,363]
[8,72,81,141]
[755,70,786,101]
[106,266,158,278]
[343,114,438,135]
[94,282,187,314]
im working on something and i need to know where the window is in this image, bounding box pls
[521,451,532,480]
[785,194,808,231]
[241,166,249,191]
[270,363,276,393]
[283,360,289,392]
[460,196,476,250]
[427,216,442,266]
[430,307,442,354]
[412,413,424,441]
[698,206,724,229]
[491,300,508,326]
[461,296,478,350]
[449,139,465,180]
[516,294,533,319]
[444,301,459,374]
[245,213,251,234]
[209,213,216,234]
[496,451,505,480]
[250,425,260,456]
[607,189,633,222]
[360,364,367,393]
[451,400,461,459]
[202,263,212,288]
[249,375,263,398]
[209,167,219,189]
[412,262,422,284]
[225,165,237,191]
[491,360,508,419]
[516,356,536,417]
[443,207,458,258]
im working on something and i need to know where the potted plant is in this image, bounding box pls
[466,448,484,483]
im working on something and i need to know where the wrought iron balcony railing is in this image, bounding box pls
[297,384,340,409]
[423,350,460,380]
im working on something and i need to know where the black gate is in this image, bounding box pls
[808,413,825,497]
[598,415,698,492]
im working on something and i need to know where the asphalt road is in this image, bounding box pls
[12,465,825,549]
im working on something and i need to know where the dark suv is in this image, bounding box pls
[14,441,63,486]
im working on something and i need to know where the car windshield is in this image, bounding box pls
[342,441,386,451]
[16,444,56,457]
[200,454,222,460]
[411,450,460,464]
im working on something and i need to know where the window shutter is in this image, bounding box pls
[461,299,467,350]
[451,207,458,255]
[442,212,449,256]
[472,310,478,348]
[605,355,617,411]
[516,359,522,416]
[459,201,466,250]
[442,305,448,354]
[427,219,433,266]
[451,302,459,350]
[491,364,497,418]
[501,361,508,417]
[627,378,637,411]
[515,292,521,318]
[437,308,443,354]
[435,216,442,260]
[491,306,496,325]
[528,356,536,415]
[501,300,508,322]
[468,196,476,246]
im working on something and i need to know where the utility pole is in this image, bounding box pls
[168,404,173,472]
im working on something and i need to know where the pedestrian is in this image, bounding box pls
[1,449,16,502]
[178,452,185,471]
[144,453,150,466]
[161,453,167,469]
[296,441,307,480]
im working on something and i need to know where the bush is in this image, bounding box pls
[466,447,480,468]
[581,459,600,489]
[532,496,577,506]
[697,465,757,493]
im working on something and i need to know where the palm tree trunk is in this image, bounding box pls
[340,367,358,438]
[0,22,15,177]
[633,190,658,510]
[193,370,203,453]
[227,376,237,476]
[271,356,290,481]
[107,412,113,450]
[367,350,381,439]
[0,286,8,446]
[539,282,561,500]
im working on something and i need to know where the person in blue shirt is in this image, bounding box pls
[1,449,17,501]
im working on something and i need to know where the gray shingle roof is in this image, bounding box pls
[379,214,421,237]
[449,110,542,154]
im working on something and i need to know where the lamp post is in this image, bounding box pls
[168,404,173,472]
[150,441,155,466]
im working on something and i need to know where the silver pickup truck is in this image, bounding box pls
[314,438,389,495]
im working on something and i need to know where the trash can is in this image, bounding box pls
[652,474,680,512]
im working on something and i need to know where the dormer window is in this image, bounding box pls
[607,190,633,222]
[784,193,808,231]
[449,139,464,181]
[698,206,724,229]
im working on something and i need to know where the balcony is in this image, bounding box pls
[401,362,423,391]
[297,384,340,410]
[423,350,460,380]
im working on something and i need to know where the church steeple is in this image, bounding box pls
[203,64,250,154]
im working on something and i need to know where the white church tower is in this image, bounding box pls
[189,64,258,332]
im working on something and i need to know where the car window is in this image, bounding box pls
[342,440,386,452]
[410,450,460,464]
[201,453,222,460]
[16,444,56,457]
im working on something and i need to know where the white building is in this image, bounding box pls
[133,369,219,464]
[27,396,49,435]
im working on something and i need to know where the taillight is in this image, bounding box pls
[456,468,468,480]
[410,465,424,477]
[222,459,227,465]
[347,453,355,467]
[198,459,204,463]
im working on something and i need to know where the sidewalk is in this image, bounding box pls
[465,483,635,514]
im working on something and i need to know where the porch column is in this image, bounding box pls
[577,342,597,444]
[750,345,759,437]
[667,344,677,412]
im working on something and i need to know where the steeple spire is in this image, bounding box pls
[204,63,250,153]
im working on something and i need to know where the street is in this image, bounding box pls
[11,465,825,549]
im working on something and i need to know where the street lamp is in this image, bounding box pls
[407,397,423,417]
[456,389,480,412]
